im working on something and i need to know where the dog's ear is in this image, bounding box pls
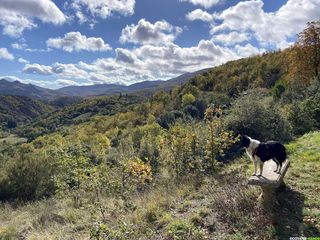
[240,135,250,148]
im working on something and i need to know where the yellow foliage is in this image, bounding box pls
[127,158,152,184]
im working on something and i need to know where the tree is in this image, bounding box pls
[182,93,196,107]
[291,21,320,85]
[7,119,17,129]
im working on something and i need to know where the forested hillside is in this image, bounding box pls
[0,21,319,239]
[18,94,144,139]
[189,50,288,96]
[0,95,53,130]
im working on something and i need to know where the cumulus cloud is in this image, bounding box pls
[21,38,243,86]
[211,0,320,48]
[47,32,112,52]
[71,0,135,23]
[56,79,80,87]
[0,48,14,60]
[18,58,29,64]
[22,63,53,75]
[212,31,251,46]
[0,0,66,37]
[120,19,182,46]
[186,9,214,22]
[79,40,238,84]
[234,43,265,58]
[23,62,91,81]
[51,62,90,79]
[11,42,50,52]
[180,0,221,9]
[116,48,137,64]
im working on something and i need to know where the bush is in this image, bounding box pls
[157,111,184,129]
[288,91,320,135]
[165,219,207,240]
[0,144,55,200]
[224,92,292,142]
[182,93,196,107]
[183,105,199,118]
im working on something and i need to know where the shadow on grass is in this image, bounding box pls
[274,186,320,239]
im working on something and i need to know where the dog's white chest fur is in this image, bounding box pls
[244,137,263,176]
[245,137,260,161]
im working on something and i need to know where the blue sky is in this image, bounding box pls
[0,0,319,89]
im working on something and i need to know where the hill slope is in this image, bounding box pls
[0,79,63,100]
[187,50,288,95]
[19,94,144,138]
[0,95,53,129]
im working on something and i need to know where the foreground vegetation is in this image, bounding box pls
[0,131,319,239]
[0,21,319,239]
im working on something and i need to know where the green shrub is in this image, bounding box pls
[0,226,17,240]
[165,219,207,240]
[90,222,137,240]
[182,93,196,107]
[0,144,55,200]
[288,91,320,135]
[225,92,292,142]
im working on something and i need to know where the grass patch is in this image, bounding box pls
[275,131,320,238]
[0,134,27,145]
[165,219,207,240]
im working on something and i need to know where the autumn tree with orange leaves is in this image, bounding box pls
[289,21,320,87]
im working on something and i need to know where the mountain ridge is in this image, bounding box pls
[0,69,208,100]
[0,79,63,100]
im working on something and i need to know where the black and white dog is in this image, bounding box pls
[240,135,287,176]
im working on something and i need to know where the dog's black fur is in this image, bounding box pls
[240,135,287,174]
[240,135,251,148]
[256,141,287,171]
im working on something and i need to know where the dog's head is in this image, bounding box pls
[239,135,251,148]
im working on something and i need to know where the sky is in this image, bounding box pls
[0,0,319,89]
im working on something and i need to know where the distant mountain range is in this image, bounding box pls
[0,79,62,100]
[0,69,207,100]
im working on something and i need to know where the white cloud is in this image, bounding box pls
[56,79,80,87]
[11,43,28,50]
[47,32,112,52]
[51,62,90,79]
[0,48,14,60]
[120,19,182,46]
[0,0,66,37]
[211,0,320,49]
[21,38,242,86]
[23,62,91,81]
[180,0,221,9]
[71,0,135,23]
[115,48,137,64]
[212,31,251,46]
[234,43,265,58]
[186,9,213,22]
[0,75,21,82]
[11,42,50,52]
[79,40,238,84]
[18,58,29,64]
[22,63,53,75]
